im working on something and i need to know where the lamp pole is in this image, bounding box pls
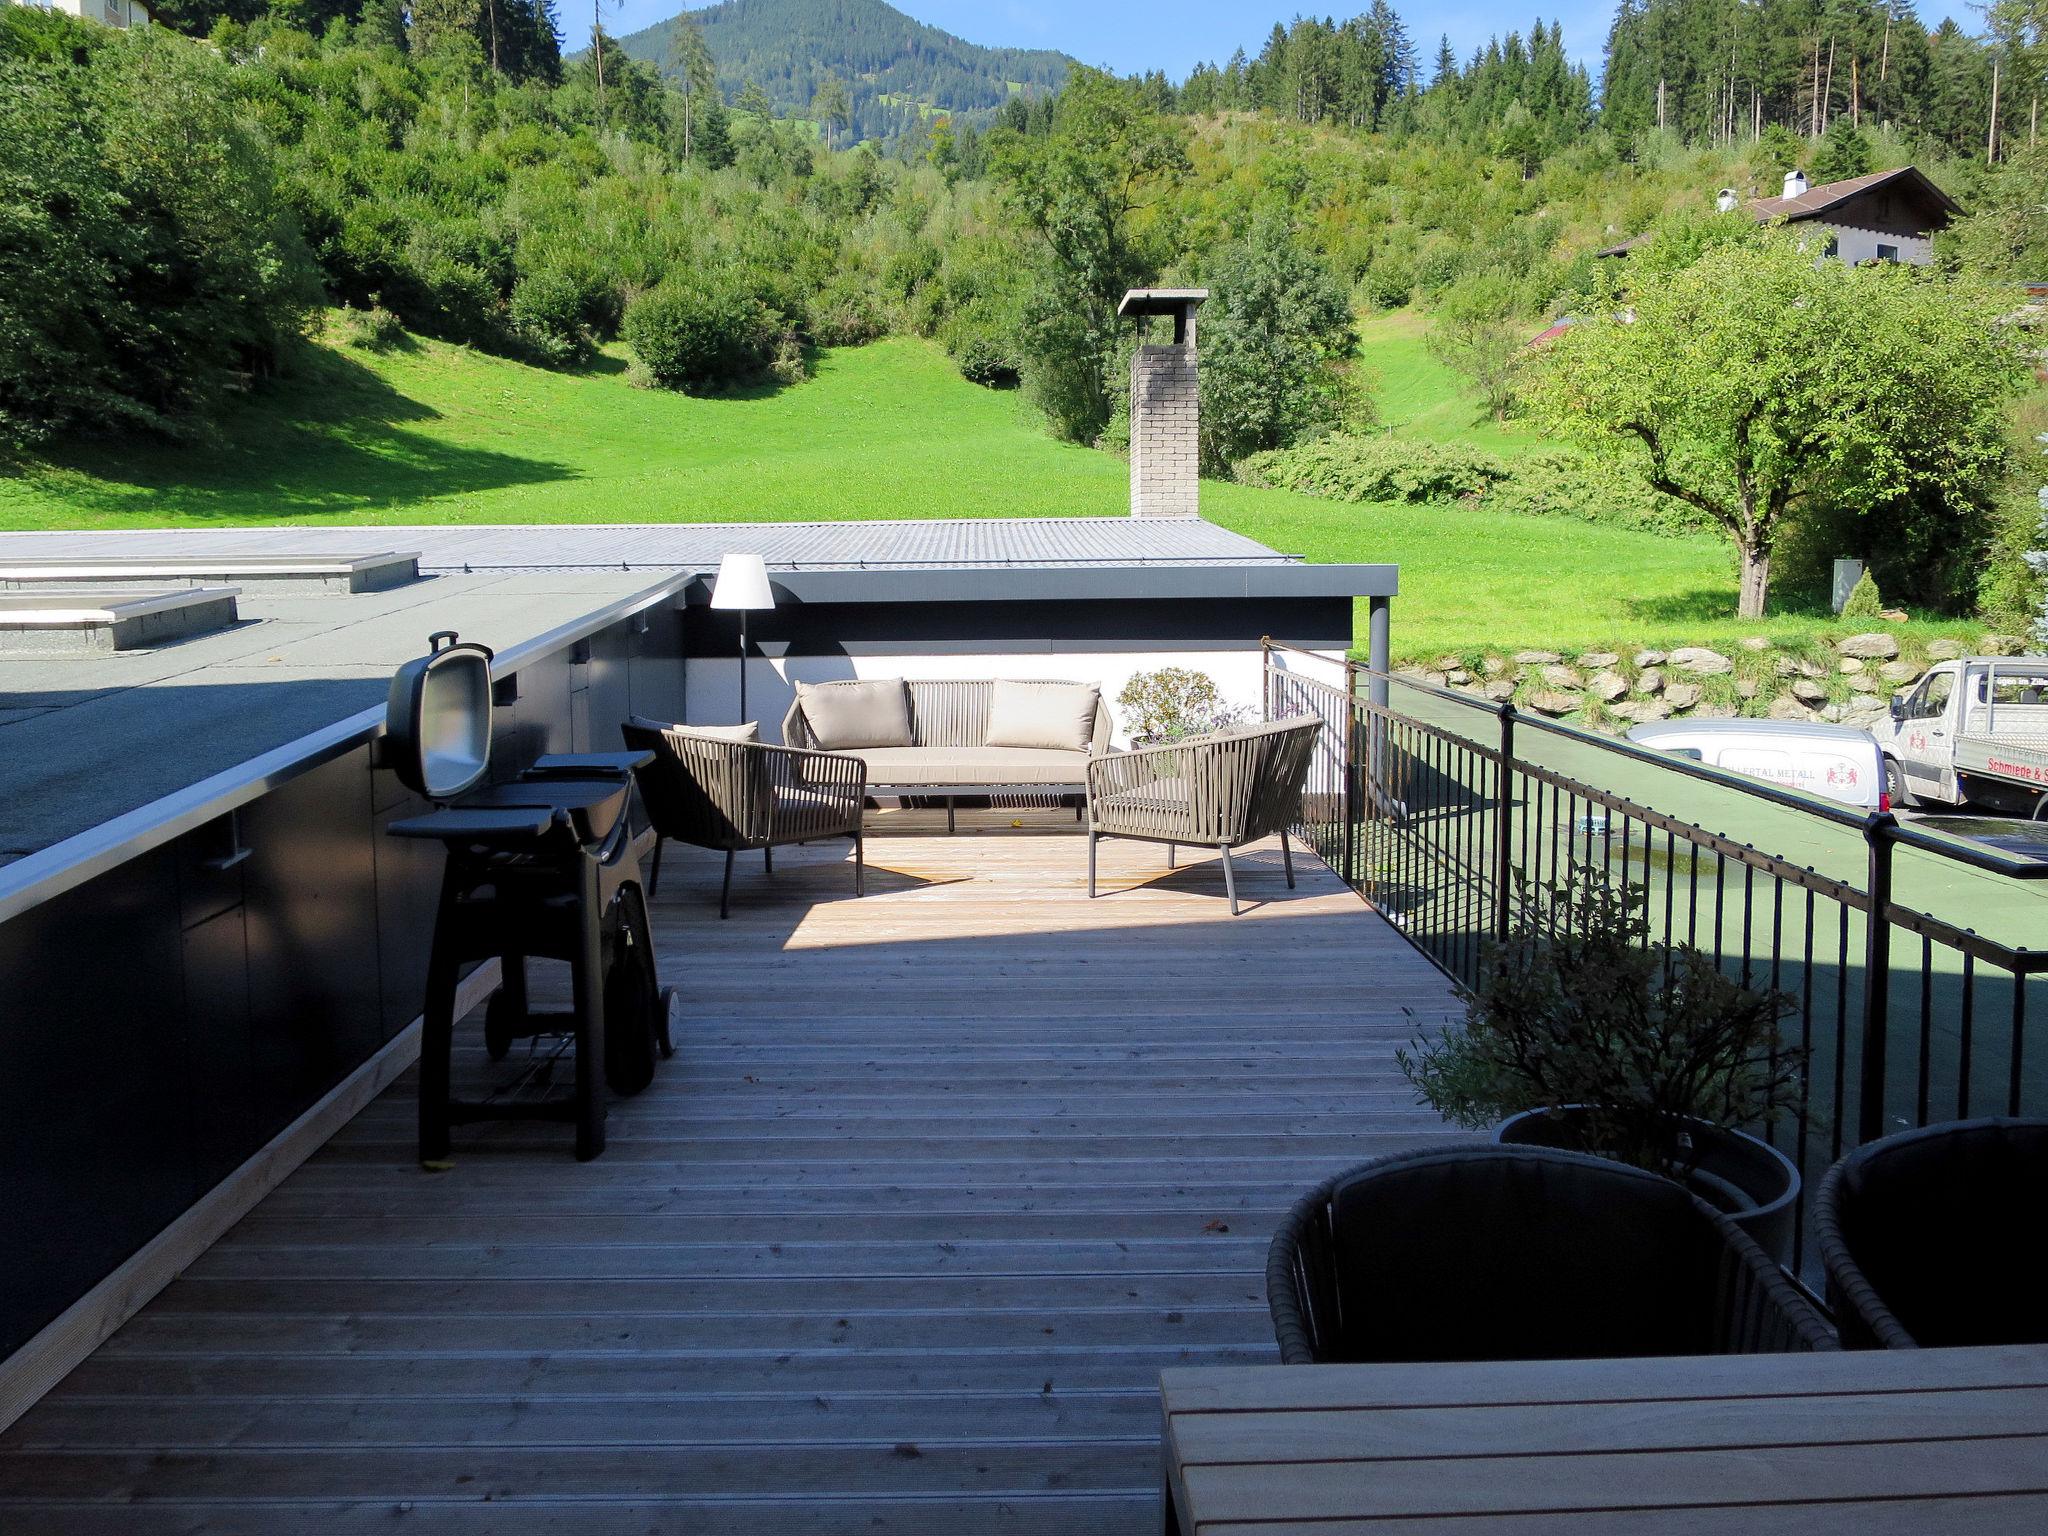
[738,608,750,723]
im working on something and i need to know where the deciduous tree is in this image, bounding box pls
[1529,236,2027,617]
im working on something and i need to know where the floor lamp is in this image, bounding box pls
[710,551,775,723]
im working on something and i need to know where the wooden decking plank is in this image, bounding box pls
[0,824,1464,1529]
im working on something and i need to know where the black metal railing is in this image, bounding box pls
[1263,639,2048,1275]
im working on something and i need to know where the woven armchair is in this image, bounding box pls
[622,718,866,919]
[1815,1116,2048,1349]
[1085,715,1321,915]
[1268,1145,1836,1365]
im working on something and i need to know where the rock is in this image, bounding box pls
[1435,655,1464,672]
[1774,657,1800,678]
[1837,632,1900,660]
[1635,668,1666,695]
[1579,651,1620,668]
[1790,679,1829,705]
[1879,608,1910,623]
[1848,673,1881,695]
[1741,636,1772,651]
[1925,639,1964,661]
[1446,668,1475,686]
[1664,682,1703,711]
[1670,647,1734,675]
[1696,702,1742,719]
[1484,680,1517,702]
[1540,664,1583,689]
[1879,660,1920,684]
[1843,707,1889,730]
[1610,699,1673,723]
[1799,659,1829,680]
[1526,690,1582,717]
[1983,634,2025,657]
[1839,657,1865,674]
[1482,655,1507,675]
[1515,649,1564,665]
[1821,704,1847,723]
[1634,649,1669,668]
[1397,668,1448,688]
[1736,679,1759,699]
[1588,670,1629,703]
[1768,695,1815,721]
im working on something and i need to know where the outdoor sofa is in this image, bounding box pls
[623,717,866,919]
[781,678,1110,832]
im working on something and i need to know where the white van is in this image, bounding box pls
[1625,718,1887,813]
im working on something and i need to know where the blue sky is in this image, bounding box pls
[586,1,1971,83]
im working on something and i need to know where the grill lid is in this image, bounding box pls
[386,630,494,802]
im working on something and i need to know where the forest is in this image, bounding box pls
[4,0,2047,624]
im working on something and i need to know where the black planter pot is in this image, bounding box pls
[1495,1106,1802,1265]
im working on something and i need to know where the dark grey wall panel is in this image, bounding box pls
[0,847,192,1357]
[682,596,1354,657]
[239,747,383,1141]
[180,903,253,1189]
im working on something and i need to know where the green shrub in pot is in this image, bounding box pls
[1397,869,1804,1181]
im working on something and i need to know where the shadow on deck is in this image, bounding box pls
[0,809,1463,1534]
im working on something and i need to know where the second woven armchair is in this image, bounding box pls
[623,717,866,919]
[1085,715,1321,915]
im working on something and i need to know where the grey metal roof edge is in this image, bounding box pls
[0,573,690,928]
[674,563,1397,605]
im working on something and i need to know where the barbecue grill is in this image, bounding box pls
[384,631,677,1162]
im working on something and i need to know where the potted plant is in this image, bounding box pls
[1397,868,1806,1262]
[1116,666,1253,747]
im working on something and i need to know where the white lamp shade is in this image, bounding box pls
[709,551,775,610]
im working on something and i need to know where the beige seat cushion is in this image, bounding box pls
[797,679,913,750]
[985,680,1101,752]
[844,745,1089,786]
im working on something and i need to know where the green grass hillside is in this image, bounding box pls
[1355,310,1542,453]
[0,324,1982,659]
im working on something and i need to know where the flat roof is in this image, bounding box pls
[0,519,1392,896]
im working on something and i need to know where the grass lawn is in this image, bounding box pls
[1354,309,1543,454]
[0,322,1984,660]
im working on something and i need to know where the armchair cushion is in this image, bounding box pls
[985,680,1102,752]
[665,720,759,744]
[795,679,913,750]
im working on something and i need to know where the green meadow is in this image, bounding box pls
[0,320,1979,659]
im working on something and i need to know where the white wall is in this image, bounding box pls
[683,647,1346,746]
[1819,222,1933,266]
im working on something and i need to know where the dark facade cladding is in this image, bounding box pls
[0,600,686,1359]
[0,574,1376,1359]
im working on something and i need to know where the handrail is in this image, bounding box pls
[1263,638,2047,1181]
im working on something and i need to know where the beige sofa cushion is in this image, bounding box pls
[985,680,1101,752]
[797,679,913,750]
[662,720,759,743]
[848,745,1089,787]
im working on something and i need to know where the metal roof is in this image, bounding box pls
[1747,165,1961,226]
[0,519,1297,573]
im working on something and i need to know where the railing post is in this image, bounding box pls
[1857,811,1898,1147]
[1342,668,1360,886]
[1493,703,1517,944]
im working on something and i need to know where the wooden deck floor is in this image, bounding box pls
[0,811,1463,1534]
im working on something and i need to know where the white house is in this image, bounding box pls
[1597,165,1960,268]
[6,0,152,29]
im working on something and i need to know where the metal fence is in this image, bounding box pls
[1263,639,2048,1275]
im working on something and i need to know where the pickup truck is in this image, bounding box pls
[1871,656,2048,813]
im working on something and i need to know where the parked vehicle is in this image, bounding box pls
[1871,657,2048,813]
[1626,718,1886,813]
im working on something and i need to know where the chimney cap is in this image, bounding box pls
[1117,288,1209,319]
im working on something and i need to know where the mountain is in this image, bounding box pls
[614,0,1072,147]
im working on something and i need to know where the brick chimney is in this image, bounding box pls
[1119,288,1208,519]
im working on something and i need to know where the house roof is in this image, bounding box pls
[1594,166,1960,260]
[1745,165,1961,226]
